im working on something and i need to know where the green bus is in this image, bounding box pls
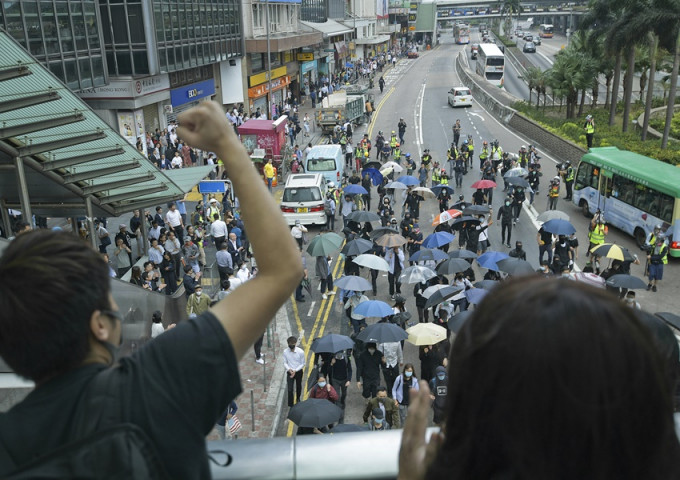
[572,147,680,257]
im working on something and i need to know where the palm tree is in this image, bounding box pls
[550,49,595,119]
[502,0,521,37]
[525,66,542,107]
[641,33,658,140]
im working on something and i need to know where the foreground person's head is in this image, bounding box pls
[428,276,680,479]
[0,231,119,383]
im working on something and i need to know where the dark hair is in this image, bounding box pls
[152,311,162,323]
[287,336,297,345]
[183,265,192,273]
[428,277,680,479]
[0,231,110,381]
[156,206,162,212]
[376,386,387,394]
[403,363,415,376]
[220,279,230,290]
[131,266,142,279]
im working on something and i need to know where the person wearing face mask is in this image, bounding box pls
[330,350,352,409]
[185,285,211,318]
[357,342,383,399]
[508,241,527,261]
[553,235,574,272]
[284,336,305,407]
[392,364,419,425]
[308,375,339,405]
[496,196,514,248]
[429,366,449,425]
[623,291,641,310]
[363,386,400,429]
[369,408,387,431]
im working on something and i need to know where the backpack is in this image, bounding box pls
[324,199,333,216]
[0,368,169,479]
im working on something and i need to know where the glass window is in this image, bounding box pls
[79,58,93,88]
[611,175,635,204]
[111,5,128,44]
[659,193,674,223]
[154,5,165,42]
[84,3,100,49]
[128,4,145,44]
[91,55,105,85]
[70,3,87,50]
[251,53,264,72]
[106,50,116,75]
[29,40,45,56]
[116,51,132,74]
[283,187,322,203]
[64,59,79,88]
[48,61,64,80]
[133,51,149,74]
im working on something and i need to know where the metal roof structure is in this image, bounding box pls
[0,29,210,225]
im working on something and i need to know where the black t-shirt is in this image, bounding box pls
[0,312,241,479]
[539,227,553,245]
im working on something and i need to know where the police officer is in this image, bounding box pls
[478,140,489,174]
[452,119,461,147]
[646,235,668,292]
[562,161,574,200]
[584,114,595,149]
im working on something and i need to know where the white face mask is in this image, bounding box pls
[195,291,202,296]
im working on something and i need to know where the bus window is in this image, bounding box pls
[591,168,599,188]
[575,162,592,190]
[612,175,636,205]
[659,193,674,223]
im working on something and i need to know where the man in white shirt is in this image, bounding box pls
[148,220,162,242]
[290,220,308,251]
[283,336,305,407]
[379,341,403,397]
[236,264,251,284]
[148,238,165,266]
[171,152,183,169]
[210,215,228,250]
[165,202,184,243]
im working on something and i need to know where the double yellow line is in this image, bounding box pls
[286,250,346,436]
[367,85,396,140]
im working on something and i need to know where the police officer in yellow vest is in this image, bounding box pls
[479,141,489,174]
[646,235,668,292]
[393,144,402,162]
[431,168,440,187]
[588,218,607,254]
[584,115,595,149]
[389,131,398,152]
[563,161,575,200]
[206,198,221,223]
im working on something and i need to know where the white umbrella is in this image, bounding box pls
[422,284,449,299]
[382,161,404,173]
[412,187,436,198]
[503,167,528,178]
[406,323,448,346]
[537,210,570,223]
[399,265,437,284]
[384,181,408,190]
[353,254,389,271]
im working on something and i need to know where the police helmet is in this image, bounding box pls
[463,139,468,144]
[521,145,527,150]
[328,181,335,188]
[390,217,398,224]
[654,224,662,231]
[405,153,411,158]
[396,143,400,147]
[392,130,396,134]
[565,160,571,165]
[378,131,383,135]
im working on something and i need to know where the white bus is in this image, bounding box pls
[539,24,554,38]
[476,43,505,87]
[454,23,470,44]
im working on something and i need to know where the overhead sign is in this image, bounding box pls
[247,75,291,98]
[249,66,288,87]
[78,74,170,100]
[170,79,216,106]
[408,13,417,22]
[198,181,227,194]
[297,52,314,61]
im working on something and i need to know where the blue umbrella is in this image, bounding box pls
[396,175,420,186]
[343,184,368,195]
[476,251,510,271]
[430,184,455,196]
[410,248,449,262]
[345,62,354,68]
[447,310,472,333]
[334,275,372,291]
[422,231,455,249]
[361,168,384,186]
[541,219,576,236]
[354,300,394,318]
[465,288,488,305]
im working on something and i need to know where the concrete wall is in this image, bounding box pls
[455,52,586,164]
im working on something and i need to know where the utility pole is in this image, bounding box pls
[265,0,273,118]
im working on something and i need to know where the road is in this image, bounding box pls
[276,35,680,435]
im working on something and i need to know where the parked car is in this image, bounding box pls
[523,42,536,53]
[279,173,328,226]
[448,86,473,108]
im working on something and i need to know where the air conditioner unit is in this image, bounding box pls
[163,105,173,114]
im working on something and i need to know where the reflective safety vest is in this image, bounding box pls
[468,144,474,155]
[588,225,606,245]
[389,136,398,148]
[432,170,440,183]
[206,206,221,222]
[491,146,503,160]
[585,122,595,134]
[479,147,489,160]
[652,243,669,265]
[440,176,449,185]
[448,146,458,160]
[565,167,574,182]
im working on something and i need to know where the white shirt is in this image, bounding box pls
[291,225,307,239]
[171,156,182,168]
[236,266,250,283]
[211,219,228,238]
[149,226,161,241]
[378,342,403,368]
[148,245,165,265]
[166,209,182,228]
[151,323,165,338]
[283,346,305,372]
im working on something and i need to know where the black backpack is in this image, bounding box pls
[0,368,169,479]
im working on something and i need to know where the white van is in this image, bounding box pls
[280,173,327,226]
[304,144,344,186]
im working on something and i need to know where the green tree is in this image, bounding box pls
[525,66,543,107]
[550,49,596,118]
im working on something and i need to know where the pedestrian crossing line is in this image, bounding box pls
[286,253,345,437]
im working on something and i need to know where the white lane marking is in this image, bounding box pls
[415,83,426,156]
[469,112,485,121]
[307,302,315,317]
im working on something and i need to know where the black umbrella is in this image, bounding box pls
[605,274,648,290]
[347,210,381,223]
[330,423,369,433]
[436,258,471,275]
[364,161,382,170]
[448,249,478,260]
[287,399,344,428]
[369,227,400,240]
[391,311,413,328]
[473,279,499,290]
[311,334,355,353]
[424,285,463,309]
[342,238,374,256]
[447,310,472,333]
[655,312,680,331]
[463,205,490,216]
[504,176,531,189]
[356,322,409,343]
[496,257,535,276]
[450,216,482,231]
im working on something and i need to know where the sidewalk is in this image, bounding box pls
[206,302,293,440]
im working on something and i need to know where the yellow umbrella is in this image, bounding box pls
[405,323,448,346]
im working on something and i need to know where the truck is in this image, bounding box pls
[315,88,368,133]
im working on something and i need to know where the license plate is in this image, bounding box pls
[460,97,467,101]
[297,207,308,213]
